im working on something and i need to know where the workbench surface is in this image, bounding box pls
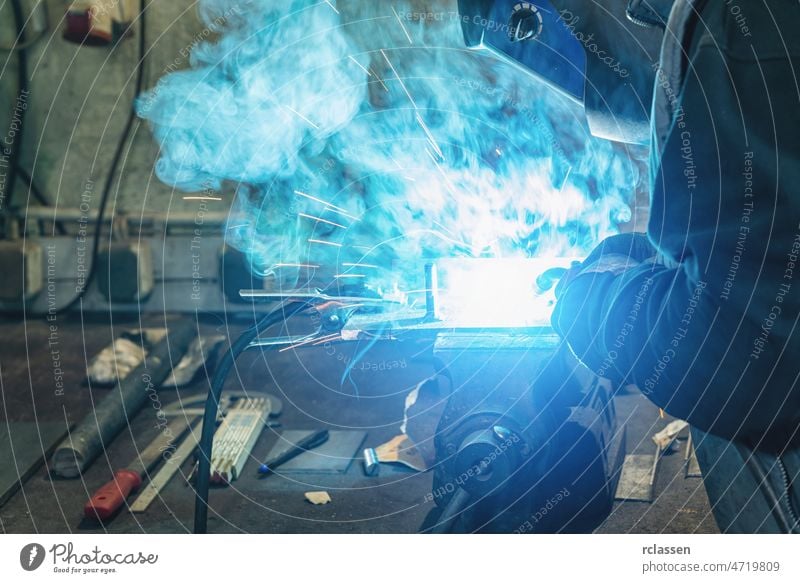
[0,315,718,534]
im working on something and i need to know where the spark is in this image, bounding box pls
[432,220,457,237]
[299,212,346,229]
[341,262,380,269]
[294,190,359,220]
[348,55,372,76]
[279,332,340,353]
[559,166,573,192]
[308,238,343,248]
[427,148,459,199]
[391,6,413,45]
[369,68,389,92]
[422,228,471,250]
[425,148,444,167]
[183,195,222,201]
[416,113,443,160]
[323,0,339,14]
[273,263,320,269]
[284,105,319,129]
[380,49,417,109]
[294,190,349,213]
[312,334,344,346]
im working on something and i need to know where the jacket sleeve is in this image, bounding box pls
[552,0,800,443]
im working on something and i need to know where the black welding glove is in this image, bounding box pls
[554,233,657,299]
[552,232,658,384]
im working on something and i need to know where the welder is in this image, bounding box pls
[457,0,800,532]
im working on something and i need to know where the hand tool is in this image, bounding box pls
[84,417,189,521]
[257,429,329,476]
[128,393,240,512]
[129,420,203,513]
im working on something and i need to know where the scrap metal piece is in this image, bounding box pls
[362,448,380,476]
[373,434,428,472]
[652,419,689,450]
[615,448,660,502]
[685,432,702,478]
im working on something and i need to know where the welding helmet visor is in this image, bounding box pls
[458,1,587,102]
[457,0,657,145]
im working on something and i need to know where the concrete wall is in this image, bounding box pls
[1,0,214,217]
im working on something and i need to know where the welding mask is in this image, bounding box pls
[457,0,666,145]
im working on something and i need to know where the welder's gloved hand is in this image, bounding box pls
[552,233,657,383]
[554,233,656,299]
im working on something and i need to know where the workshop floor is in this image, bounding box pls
[0,315,718,534]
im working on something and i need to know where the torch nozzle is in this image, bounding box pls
[535,266,569,294]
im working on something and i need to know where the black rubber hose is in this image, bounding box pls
[194,301,314,533]
[428,487,471,534]
[1,0,28,218]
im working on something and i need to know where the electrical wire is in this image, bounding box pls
[13,166,68,234]
[1,0,29,224]
[55,0,148,313]
[194,301,315,534]
[427,487,471,534]
[0,1,49,52]
[14,165,48,207]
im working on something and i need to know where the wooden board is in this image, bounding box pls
[0,422,69,507]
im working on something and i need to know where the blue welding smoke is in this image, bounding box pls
[138,0,644,295]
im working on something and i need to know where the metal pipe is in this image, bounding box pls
[51,320,197,478]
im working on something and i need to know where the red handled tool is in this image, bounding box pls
[84,417,189,521]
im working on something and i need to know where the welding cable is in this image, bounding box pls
[54,0,148,313]
[339,320,387,396]
[0,0,29,221]
[427,487,471,534]
[194,300,315,534]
